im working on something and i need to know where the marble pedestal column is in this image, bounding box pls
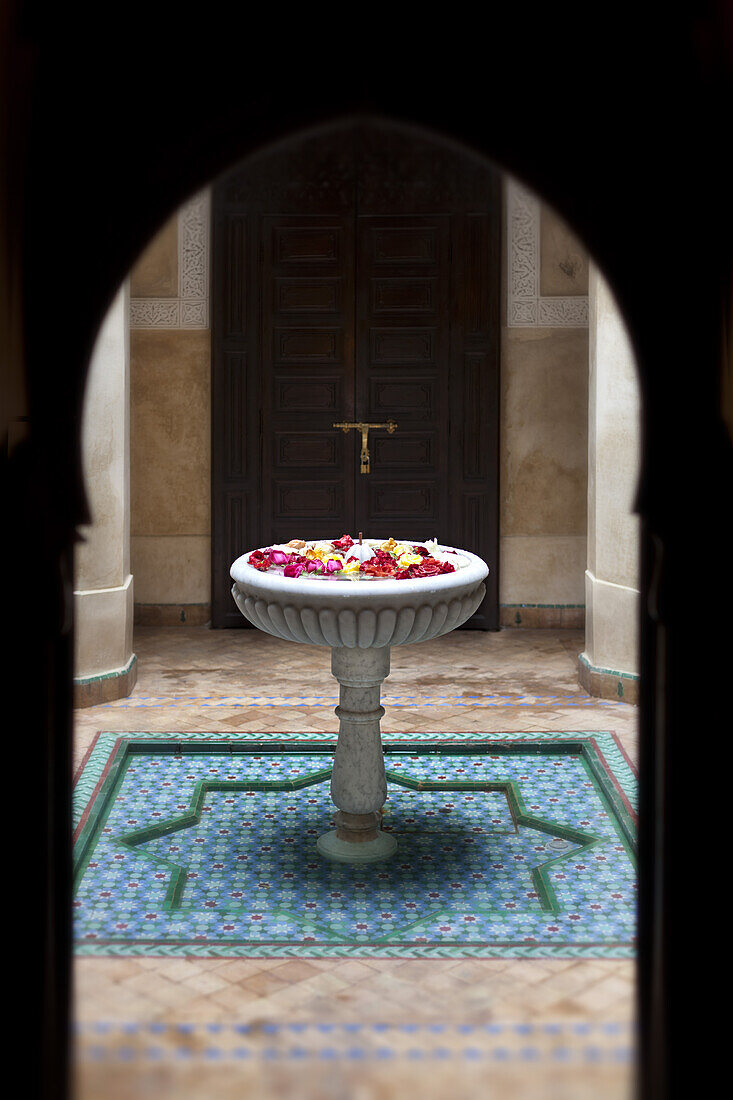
[316,646,398,863]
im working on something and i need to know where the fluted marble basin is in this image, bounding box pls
[230,543,487,647]
[230,542,489,864]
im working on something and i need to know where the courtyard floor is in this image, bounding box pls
[73,625,637,1099]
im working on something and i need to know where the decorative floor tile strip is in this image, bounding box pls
[95,694,618,709]
[75,1022,634,1036]
[73,732,636,959]
[74,1022,634,1064]
[76,1045,634,1064]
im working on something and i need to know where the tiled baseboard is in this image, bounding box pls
[74,655,138,709]
[577,653,639,706]
[500,605,585,629]
[134,603,211,626]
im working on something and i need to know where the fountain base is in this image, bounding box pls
[229,543,488,866]
[317,824,397,863]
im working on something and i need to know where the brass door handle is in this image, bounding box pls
[332,420,398,474]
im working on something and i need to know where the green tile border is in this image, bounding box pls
[500,605,585,628]
[501,604,585,609]
[134,603,211,626]
[73,655,138,709]
[578,653,639,683]
[577,654,639,705]
[73,654,138,687]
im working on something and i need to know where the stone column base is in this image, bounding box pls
[316,827,397,863]
[578,653,639,705]
[74,654,138,708]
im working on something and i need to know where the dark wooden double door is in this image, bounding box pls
[212,124,500,628]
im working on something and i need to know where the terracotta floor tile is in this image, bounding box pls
[238,972,290,997]
[267,959,323,984]
[209,959,265,983]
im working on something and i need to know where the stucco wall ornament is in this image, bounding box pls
[506,179,588,328]
[130,190,210,329]
[130,180,587,330]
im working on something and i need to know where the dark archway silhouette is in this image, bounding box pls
[4,11,733,1098]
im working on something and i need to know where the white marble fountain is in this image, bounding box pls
[230,538,488,863]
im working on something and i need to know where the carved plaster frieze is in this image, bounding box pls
[130,178,586,332]
[130,189,210,329]
[506,178,588,328]
[129,299,180,328]
[538,297,589,326]
[179,193,209,304]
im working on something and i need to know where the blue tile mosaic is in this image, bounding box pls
[73,733,636,958]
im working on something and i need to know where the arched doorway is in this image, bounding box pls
[210,121,501,628]
[9,19,733,1096]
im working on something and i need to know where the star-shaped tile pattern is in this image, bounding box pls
[73,742,636,953]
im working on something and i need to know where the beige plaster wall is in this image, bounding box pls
[130,327,211,604]
[129,190,590,616]
[129,218,178,299]
[500,202,589,608]
[129,215,211,608]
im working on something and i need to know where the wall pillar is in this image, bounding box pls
[579,267,641,703]
[73,285,136,706]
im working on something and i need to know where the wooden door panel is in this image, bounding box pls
[372,277,438,314]
[213,489,255,627]
[211,203,261,628]
[220,215,248,339]
[274,327,344,364]
[275,278,343,314]
[273,377,343,414]
[370,431,437,470]
[261,213,355,548]
[368,377,437,420]
[274,480,345,519]
[461,352,490,480]
[447,212,500,627]
[370,327,437,365]
[274,431,341,469]
[369,226,441,263]
[212,125,500,629]
[369,481,436,516]
[274,225,344,264]
[463,214,493,339]
[221,351,247,480]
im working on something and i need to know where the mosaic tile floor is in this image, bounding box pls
[74,731,636,958]
[73,627,638,1098]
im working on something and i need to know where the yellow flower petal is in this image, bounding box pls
[398,552,423,567]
